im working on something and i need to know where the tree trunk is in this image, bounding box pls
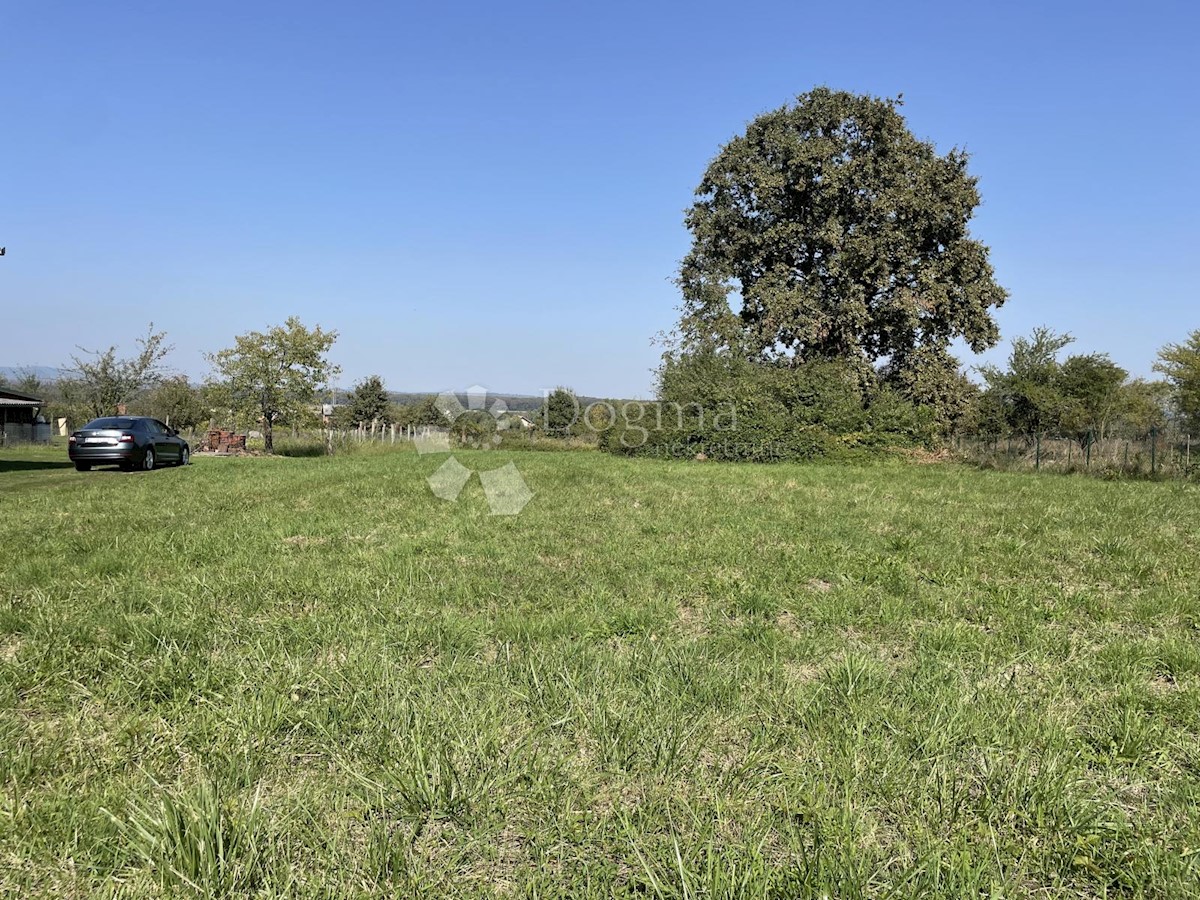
[265,420,274,454]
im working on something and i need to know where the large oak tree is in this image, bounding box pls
[677,88,1007,377]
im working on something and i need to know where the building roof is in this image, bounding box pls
[0,389,44,407]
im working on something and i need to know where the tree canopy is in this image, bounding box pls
[676,88,1007,375]
[143,376,207,431]
[979,327,1166,440]
[205,317,339,453]
[67,324,172,418]
[1155,329,1200,430]
[541,387,578,435]
[346,375,392,427]
[394,396,449,429]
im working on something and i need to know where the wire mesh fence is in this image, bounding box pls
[955,428,1195,479]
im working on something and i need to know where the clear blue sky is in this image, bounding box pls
[2,0,1197,398]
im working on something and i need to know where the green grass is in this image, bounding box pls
[2,443,1199,897]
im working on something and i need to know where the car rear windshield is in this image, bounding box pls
[82,418,141,430]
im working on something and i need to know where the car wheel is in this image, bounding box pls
[143,449,155,471]
[74,462,91,472]
[179,446,190,466]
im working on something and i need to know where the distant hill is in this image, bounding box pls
[388,391,555,412]
[0,365,66,381]
[0,369,615,410]
[329,390,611,412]
[385,391,612,411]
[0,365,66,383]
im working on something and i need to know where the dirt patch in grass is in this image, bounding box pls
[1,636,21,662]
[676,603,707,636]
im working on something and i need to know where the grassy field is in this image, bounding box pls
[1,444,1199,898]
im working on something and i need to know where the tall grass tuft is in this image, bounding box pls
[103,779,266,898]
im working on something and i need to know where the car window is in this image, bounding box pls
[83,417,139,430]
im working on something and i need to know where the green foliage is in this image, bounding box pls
[451,409,500,448]
[64,323,172,418]
[880,346,979,439]
[979,328,1171,440]
[1154,329,1200,430]
[205,317,339,453]
[393,395,447,428]
[677,87,1006,369]
[1118,379,1169,436]
[195,381,237,430]
[541,387,579,435]
[326,404,355,430]
[978,326,1074,435]
[603,352,931,461]
[139,376,207,431]
[346,374,392,427]
[599,407,838,462]
[1057,353,1129,441]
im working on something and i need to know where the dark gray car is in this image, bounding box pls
[68,416,191,472]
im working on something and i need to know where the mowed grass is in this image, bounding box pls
[1,444,1199,898]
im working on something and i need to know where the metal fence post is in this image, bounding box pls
[1151,427,1158,474]
[1086,430,1093,468]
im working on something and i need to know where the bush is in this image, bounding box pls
[598,411,834,462]
[599,353,933,462]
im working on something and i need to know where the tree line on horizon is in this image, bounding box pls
[6,311,1192,459]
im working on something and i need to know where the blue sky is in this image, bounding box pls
[2,0,1197,397]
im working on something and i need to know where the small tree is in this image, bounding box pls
[978,327,1074,435]
[1154,330,1200,431]
[205,317,339,453]
[66,324,172,418]
[347,375,391,428]
[542,387,579,435]
[1057,353,1128,442]
[1118,379,1169,437]
[394,396,449,428]
[143,376,207,431]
